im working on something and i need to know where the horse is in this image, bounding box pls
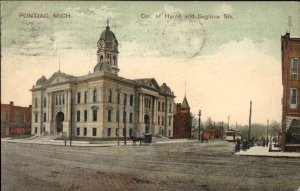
[132,136,142,146]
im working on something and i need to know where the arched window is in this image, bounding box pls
[113,55,116,66]
[108,90,112,103]
[93,90,97,102]
[106,54,110,64]
[100,55,103,63]
[35,98,38,108]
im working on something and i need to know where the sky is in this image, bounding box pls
[1,1,300,126]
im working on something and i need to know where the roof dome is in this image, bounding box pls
[36,75,47,86]
[100,26,118,42]
[94,62,112,72]
[160,83,173,95]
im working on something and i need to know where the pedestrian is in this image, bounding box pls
[235,138,241,152]
[262,137,265,147]
[266,137,269,147]
[243,139,248,151]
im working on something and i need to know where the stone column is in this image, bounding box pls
[139,93,143,123]
[67,90,71,122]
[64,90,67,120]
[49,92,53,122]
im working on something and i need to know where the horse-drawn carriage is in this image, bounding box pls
[132,133,152,146]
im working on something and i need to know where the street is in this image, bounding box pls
[1,140,300,191]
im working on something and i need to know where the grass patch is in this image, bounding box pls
[54,137,131,142]
[9,134,34,139]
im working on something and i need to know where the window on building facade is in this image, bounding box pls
[35,113,38,123]
[77,128,80,136]
[55,95,58,105]
[108,90,112,103]
[162,102,165,112]
[113,55,116,66]
[169,116,172,126]
[169,130,171,136]
[84,128,87,136]
[62,94,65,105]
[124,94,127,105]
[130,95,134,106]
[93,90,97,102]
[290,88,297,108]
[116,110,119,122]
[84,110,87,121]
[35,127,37,134]
[158,116,160,125]
[169,104,172,113]
[43,113,46,122]
[129,129,133,138]
[158,101,160,111]
[84,91,87,103]
[35,98,38,108]
[43,97,46,107]
[108,109,112,122]
[92,128,97,136]
[162,116,164,125]
[291,58,298,80]
[77,92,81,104]
[123,111,127,123]
[59,94,61,105]
[117,92,120,104]
[107,128,111,137]
[16,113,19,122]
[77,111,80,121]
[130,113,133,123]
[93,110,97,121]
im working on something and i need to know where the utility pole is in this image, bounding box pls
[248,101,252,141]
[236,122,237,131]
[267,119,269,138]
[123,105,127,145]
[198,110,201,142]
[221,121,224,140]
[228,115,230,130]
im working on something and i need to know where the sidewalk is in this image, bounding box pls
[1,137,197,147]
[235,145,300,158]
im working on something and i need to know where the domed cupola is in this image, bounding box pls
[95,20,119,75]
[36,75,47,86]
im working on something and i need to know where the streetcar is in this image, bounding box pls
[224,130,241,142]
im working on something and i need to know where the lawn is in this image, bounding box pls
[9,134,34,139]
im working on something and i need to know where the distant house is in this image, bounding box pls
[203,124,223,140]
[1,102,32,137]
[281,32,300,152]
[173,96,192,139]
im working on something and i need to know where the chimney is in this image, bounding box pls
[10,101,14,106]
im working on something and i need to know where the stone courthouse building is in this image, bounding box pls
[31,23,176,138]
[281,32,300,151]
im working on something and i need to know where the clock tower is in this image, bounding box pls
[94,20,119,75]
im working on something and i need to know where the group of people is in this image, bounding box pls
[235,136,279,152]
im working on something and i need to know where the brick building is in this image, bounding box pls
[203,124,223,140]
[1,102,32,137]
[281,32,300,151]
[173,96,192,138]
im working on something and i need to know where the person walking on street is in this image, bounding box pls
[235,138,241,152]
[266,137,269,147]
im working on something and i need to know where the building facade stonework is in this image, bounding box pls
[1,102,32,137]
[281,32,300,151]
[173,96,192,139]
[31,24,176,138]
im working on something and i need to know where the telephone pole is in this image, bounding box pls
[248,101,252,141]
[198,110,201,142]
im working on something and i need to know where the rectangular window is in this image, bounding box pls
[116,110,120,122]
[130,95,134,106]
[77,127,80,136]
[107,128,111,137]
[124,94,127,105]
[59,94,61,105]
[108,110,112,122]
[35,127,37,134]
[35,98,38,108]
[169,104,172,113]
[43,97,46,108]
[162,102,165,112]
[62,94,65,105]
[77,92,81,104]
[129,129,133,138]
[162,116,164,125]
[55,95,58,106]
[129,113,133,123]
[158,101,160,111]
[117,92,120,104]
[16,113,19,122]
[93,90,97,102]
[84,91,87,103]
[291,58,298,80]
[169,116,171,126]
[43,113,46,122]
[84,128,87,136]
[35,113,38,123]
[77,111,80,122]
[93,110,97,121]
[84,110,87,121]
[158,116,160,125]
[290,88,297,108]
[123,111,127,123]
[92,128,97,136]
[169,130,171,136]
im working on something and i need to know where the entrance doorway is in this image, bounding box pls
[144,114,150,134]
[56,112,64,134]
